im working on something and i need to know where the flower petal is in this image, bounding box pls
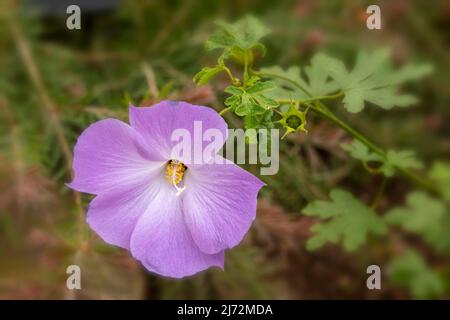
[129,101,228,165]
[86,173,164,249]
[130,181,224,278]
[68,119,160,195]
[183,157,265,254]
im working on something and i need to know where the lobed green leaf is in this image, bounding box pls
[385,192,450,255]
[302,189,386,251]
[389,250,444,299]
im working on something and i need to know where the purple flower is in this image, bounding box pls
[68,101,264,278]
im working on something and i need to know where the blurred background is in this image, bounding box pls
[0,0,449,299]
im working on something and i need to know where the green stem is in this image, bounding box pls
[371,177,388,209]
[219,106,232,115]
[362,161,383,175]
[311,102,384,154]
[219,57,240,86]
[223,65,239,86]
[258,69,440,195]
[277,91,344,105]
[310,101,439,194]
[243,53,250,86]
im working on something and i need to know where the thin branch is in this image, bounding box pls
[0,96,25,211]
[259,70,440,195]
[371,177,388,210]
[142,62,159,98]
[9,19,86,235]
[219,106,232,115]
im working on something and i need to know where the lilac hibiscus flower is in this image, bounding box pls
[68,101,264,278]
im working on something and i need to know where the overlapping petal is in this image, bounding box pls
[86,171,164,249]
[68,119,160,195]
[129,101,228,165]
[130,180,224,278]
[183,157,265,254]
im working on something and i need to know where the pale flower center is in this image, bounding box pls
[165,160,187,196]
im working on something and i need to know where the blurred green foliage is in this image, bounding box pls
[1,0,450,299]
[302,189,386,251]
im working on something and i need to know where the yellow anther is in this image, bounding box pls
[165,160,187,195]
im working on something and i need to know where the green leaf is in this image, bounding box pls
[259,66,308,101]
[260,53,340,101]
[341,140,422,177]
[193,66,225,85]
[385,192,445,232]
[380,62,434,86]
[430,162,450,202]
[224,81,278,117]
[383,150,423,176]
[318,49,432,113]
[223,79,276,142]
[246,80,276,94]
[302,189,386,251]
[385,192,450,255]
[389,250,444,299]
[341,140,380,162]
[244,109,274,144]
[304,53,341,96]
[205,15,270,64]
